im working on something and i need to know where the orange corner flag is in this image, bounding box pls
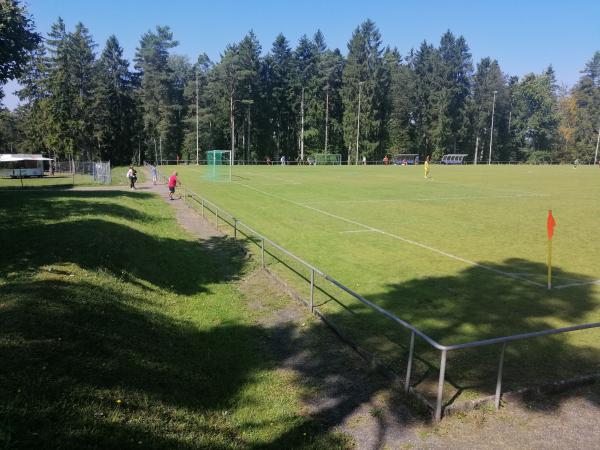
[546,210,556,290]
[547,210,556,240]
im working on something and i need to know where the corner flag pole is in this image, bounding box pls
[547,210,556,290]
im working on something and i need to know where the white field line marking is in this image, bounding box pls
[339,229,377,234]
[554,280,600,289]
[235,182,546,288]
[299,193,546,206]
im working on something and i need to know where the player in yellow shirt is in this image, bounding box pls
[424,155,431,179]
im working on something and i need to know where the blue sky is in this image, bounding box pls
[3,0,599,109]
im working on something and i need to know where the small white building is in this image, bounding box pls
[0,154,52,178]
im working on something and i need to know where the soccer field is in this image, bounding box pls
[167,164,600,393]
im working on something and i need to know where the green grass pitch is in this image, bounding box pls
[167,163,600,394]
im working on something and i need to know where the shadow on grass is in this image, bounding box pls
[0,189,347,448]
[0,190,245,295]
[1,278,358,449]
[0,275,413,450]
[0,190,156,224]
[311,257,600,412]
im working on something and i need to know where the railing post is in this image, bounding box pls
[215,210,219,230]
[310,269,315,312]
[261,239,265,267]
[405,331,415,393]
[435,349,447,422]
[234,218,237,239]
[495,342,507,410]
[201,198,205,218]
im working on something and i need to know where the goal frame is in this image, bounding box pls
[205,150,232,182]
[313,153,342,165]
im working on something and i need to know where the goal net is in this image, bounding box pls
[441,154,468,165]
[313,153,342,165]
[205,150,232,181]
[392,154,420,165]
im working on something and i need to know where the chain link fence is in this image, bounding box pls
[54,161,111,184]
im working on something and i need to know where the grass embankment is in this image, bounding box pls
[0,188,348,449]
[0,174,92,189]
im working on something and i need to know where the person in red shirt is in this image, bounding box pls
[168,171,177,200]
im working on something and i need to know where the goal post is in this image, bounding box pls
[392,154,420,165]
[441,154,468,165]
[205,150,232,181]
[313,153,342,165]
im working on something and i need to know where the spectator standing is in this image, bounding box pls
[151,165,158,185]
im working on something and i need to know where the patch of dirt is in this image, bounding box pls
[145,181,223,241]
[238,269,420,449]
[418,383,600,449]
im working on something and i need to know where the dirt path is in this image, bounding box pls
[80,176,600,449]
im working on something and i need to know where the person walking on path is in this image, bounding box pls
[126,166,137,189]
[151,165,158,185]
[168,171,178,200]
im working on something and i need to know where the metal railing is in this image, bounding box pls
[146,162,600,421]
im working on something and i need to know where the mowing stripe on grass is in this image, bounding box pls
[300,193,546,206]
[235,181,546,288]
[248,172,302,185]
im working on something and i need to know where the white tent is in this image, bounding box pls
[0,154,53,162]
[0,154,52,178]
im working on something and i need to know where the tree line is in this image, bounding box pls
[1,3,599,164]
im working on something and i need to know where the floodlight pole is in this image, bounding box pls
[196,70,199,165]
[594,127,600,165]
[230,95,235,166]
[355,81,364,166]
[300,86,305,161]
[154,138,158,165]
[488,90,497,165]
[325,86,330,154]
[474,135,479,165]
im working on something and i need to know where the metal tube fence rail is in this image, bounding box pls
[145,162,600,421]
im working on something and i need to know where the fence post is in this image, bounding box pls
[405,331,415,393]
[435,349,447,422]
[261,239,265,267]
[495,343,507,410]
[310,269,315,312]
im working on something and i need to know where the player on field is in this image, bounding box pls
[424,155,431,179]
